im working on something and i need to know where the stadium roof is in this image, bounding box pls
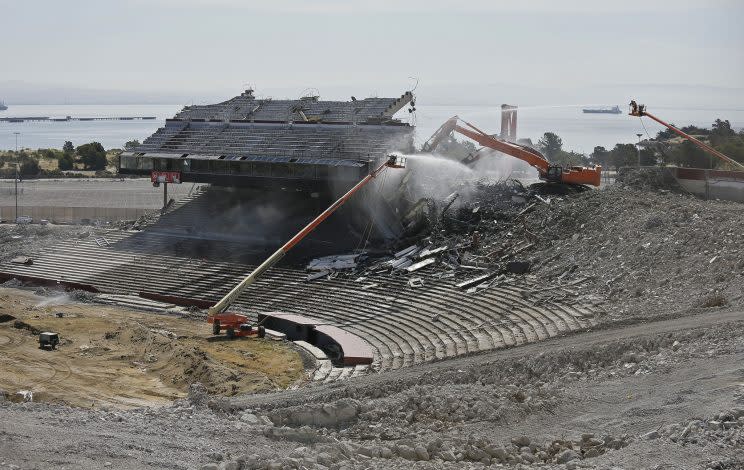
[174,89,414,124]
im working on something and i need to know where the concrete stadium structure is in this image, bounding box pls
[119,89,415,190]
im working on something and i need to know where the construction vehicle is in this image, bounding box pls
[207,155,407,339]
[39,332,59,350]
[423,116,602,187]
[629,101,744,170]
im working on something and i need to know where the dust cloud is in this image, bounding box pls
[34,294,71,308]
[382,151,539,206]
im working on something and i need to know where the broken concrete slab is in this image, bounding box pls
[456,272,497,289]
[405,258,435,273]
[307,254,362,272]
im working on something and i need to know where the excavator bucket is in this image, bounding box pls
[560,166,602,187]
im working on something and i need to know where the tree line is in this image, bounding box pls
[540,118,744,170]
[0,140,122,178]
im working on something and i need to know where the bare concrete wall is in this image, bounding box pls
[673,168,744,202]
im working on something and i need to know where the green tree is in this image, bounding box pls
[58,153,75,171]
[609,143,638,169]
[671,140,709,168]
[63,141,74,155]
[40,148,57,160]
[124,139,141,150]
[590,146,610,166]
[716,140,744,166]
[656,126,677,140]
[639,148,657,166]
[711,119,734,137]
[76,142,107,171]
[537,132,563,160]
[679,125,709,136]
[552,150,588,168]
[19,156,40,176]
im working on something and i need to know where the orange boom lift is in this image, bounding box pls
[629,100,744,170]
[207,155,407,339]
[423,116,602,187]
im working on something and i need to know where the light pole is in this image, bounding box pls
[13,132,20,222]
[636,133,643,167]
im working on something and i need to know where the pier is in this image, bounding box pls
[0,116,157,123]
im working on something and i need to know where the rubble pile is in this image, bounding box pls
[0,224,96,264]
[518,185,744,318]
[308,179,744,321]
[112,210,160,231]
[646,409,744,449]
[615,167,683,192]
[306,179,544,281]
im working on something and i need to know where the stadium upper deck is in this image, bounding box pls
[119,89,415,189]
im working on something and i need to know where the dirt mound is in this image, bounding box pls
[103,322,285,396]
[0,287,305,408]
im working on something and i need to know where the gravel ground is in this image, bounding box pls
[1,309,742,469]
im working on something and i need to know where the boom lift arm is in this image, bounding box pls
[207,155,407,338]
[423,116,602,186]
[629,101,744,170]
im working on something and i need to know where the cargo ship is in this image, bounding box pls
[582,105,621,114]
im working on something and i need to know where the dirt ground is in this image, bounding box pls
[1,307,741,469]
[0,287,305,409]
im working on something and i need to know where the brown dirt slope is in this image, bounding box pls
[0,287,304,409]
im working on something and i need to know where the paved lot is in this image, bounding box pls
[0,178,195,209]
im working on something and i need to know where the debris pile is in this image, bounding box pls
[304,178,743,322]
[646,409,744,449]
[517,185,744,318]
[0,224,96,264]
[305,179,547,287]
[616,166,683,191]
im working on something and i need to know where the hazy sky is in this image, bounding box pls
[2,0,743,105]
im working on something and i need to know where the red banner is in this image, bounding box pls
[150,171,181,184]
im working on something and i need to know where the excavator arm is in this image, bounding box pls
[424,116,602,187]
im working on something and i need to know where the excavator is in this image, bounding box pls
[629,100,744,170]
[207,155,407,339]
[422,116,602,187]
